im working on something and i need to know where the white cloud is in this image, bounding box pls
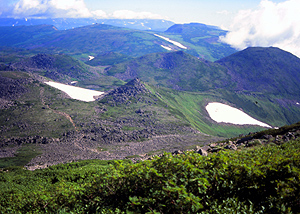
[11,0,92,18]
[5,0,165,20]
[111,10,165,20]
[220,0,300,58]
[91,10,108,18]
[50,0,91,17]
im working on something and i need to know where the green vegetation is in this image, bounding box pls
[106,51,234,91]
[0,23,236,61]
[0,82,75,138]
[152,86,294,137]
[1,139,299,213]
[85,52,134,66]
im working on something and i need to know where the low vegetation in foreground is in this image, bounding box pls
[1,127,300,213]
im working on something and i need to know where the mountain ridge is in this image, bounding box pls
[0,22,237,61]
[217,47,300,96]
[0,18,175,31]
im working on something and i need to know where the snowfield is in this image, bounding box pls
[161,45,172,51]
[88,56,95,61]
[45,81,104,102]
[206,102,272,128]
[154,34,187,49]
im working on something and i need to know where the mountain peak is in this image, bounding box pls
[111,78,149,96]
[101,78,150,105]
[217,46,300,95]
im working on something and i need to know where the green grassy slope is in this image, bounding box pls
[0,70,275,140]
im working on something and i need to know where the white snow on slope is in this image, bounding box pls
[206,102,272,128]
[88,56,95,61]
[45,81,104,102]
[154,34,187,49]
[161,45,172,51]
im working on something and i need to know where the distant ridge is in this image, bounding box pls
[0,18,174,31]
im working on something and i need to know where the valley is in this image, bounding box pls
[0,21,300,169]
[0,18,300,213]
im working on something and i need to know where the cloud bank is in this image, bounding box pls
[221,0,300,58]
[1,0,164,20]
[12,0,92,18]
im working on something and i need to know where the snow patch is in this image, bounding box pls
[161,45,172,51]
[297,102,300,105]
[70,81,78,85]
[154,34,187,49]
[45,81,104,102]
[206,102,272,128]
[88,56,95,61]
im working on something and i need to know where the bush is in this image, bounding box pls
[0,140,300,213]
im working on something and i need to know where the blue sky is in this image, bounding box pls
[1,0,300,57]
[83,0,283,26]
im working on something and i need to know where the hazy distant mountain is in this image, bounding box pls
[0,18,174,31]
[0,24,176,58]
[0,23,237,61]
[0,25,57,46]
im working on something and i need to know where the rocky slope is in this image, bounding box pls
[0,76,221,169]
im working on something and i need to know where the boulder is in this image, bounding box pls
[196,148,208,156]
[224,144,237,150]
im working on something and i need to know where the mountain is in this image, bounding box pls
[85,52,134,66]
[12,53,93,81]
[106,47,300,97]
[1,21,300,213]
[106,51,233,91]
[0,25,57,47]
[0,71,223,167]
[0,18,175,31]
[217,47,300,96]
[105,48,300,127]
[0,23,237,61]
[1,23,300,169]
[8,53,125,91]
[163,23,237,61]
[0,24,172,58]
